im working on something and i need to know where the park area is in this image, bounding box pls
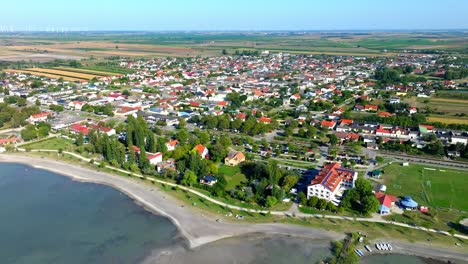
[382,163,468,211]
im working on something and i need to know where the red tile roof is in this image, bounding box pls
[375,192,397,208]
[309,163,356,192]
[321,120,336,128]
[147,152,162,160]
[0,137,17,145]
[30,112,51,119]
[70,124,89,135]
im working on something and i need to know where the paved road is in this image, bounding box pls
[14,148,468,242]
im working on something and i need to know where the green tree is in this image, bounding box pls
[181,169,198,186]
[328,134,339,146]
[75,132,84,146]
[20,124,38,141]
[281,175,298,191]
[265,196,278,207]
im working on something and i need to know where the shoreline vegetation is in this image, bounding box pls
[1,153,468,263]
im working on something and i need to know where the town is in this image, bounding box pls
[0,50,467,240]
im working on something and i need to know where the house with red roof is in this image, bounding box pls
[28,112,51,123]
[147,152,163,165]
[70,124,90,135]
[321,120,336,130]
[375,192,397,214]
[409,107,417,114]
[193,144,209,159]
[0,137,18,145]
[307,163,357,205]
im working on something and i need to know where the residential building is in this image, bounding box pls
[307,163,358,205]
[224,151,245,166]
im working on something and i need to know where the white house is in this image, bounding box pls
[166,139,179,151]
[147,152,163,165]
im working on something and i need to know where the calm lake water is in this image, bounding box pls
[0,163,452,264]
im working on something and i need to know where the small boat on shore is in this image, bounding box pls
[365,245,372,252]
[387,244,393,250]
[375,244,381,250]
[355,249,364,257]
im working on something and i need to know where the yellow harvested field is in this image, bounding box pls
[5,69,80,81]
[431,98,468,104]
[53,67,115,76]
[427,116,468,125]
[26,68,98,80]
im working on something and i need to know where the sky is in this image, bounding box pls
[1,0,467,31]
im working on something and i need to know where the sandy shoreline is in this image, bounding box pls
[1,153,467,263]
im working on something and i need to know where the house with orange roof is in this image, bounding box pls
[321,120,336,130]
[193,144,209,159]
[224,151,245,166]
[166,139,179,151]
[365,104,378,112]
[378,111,393,117]
[258,116,272,124]
[307,163,357,205]
[235,112,247,121]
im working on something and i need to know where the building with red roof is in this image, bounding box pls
[375,192,397,214]
[28,112,51,123]
[147,152,163,165]
[0,137,18,145]
[307,163,357,205]
[70,124,90,135]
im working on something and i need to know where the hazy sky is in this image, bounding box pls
[1,0,467,31]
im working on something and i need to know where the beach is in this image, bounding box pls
[1,153,467,263]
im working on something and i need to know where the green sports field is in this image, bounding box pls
[382,163,468,211]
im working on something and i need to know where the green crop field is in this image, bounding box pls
[382,163,468,211]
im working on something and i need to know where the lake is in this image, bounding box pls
[0,162,453,264]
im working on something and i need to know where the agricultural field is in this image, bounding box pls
[53,67,116,76]
[0,32,466,61]
[25,68,99,79]
[4,66,119,81]
[382,163,468,211]
[405,96,468,125]
[5,69,80,81]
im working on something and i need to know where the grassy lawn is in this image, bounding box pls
[219,165,247,190]
[382,163,468,211]
[22,137,75,151]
